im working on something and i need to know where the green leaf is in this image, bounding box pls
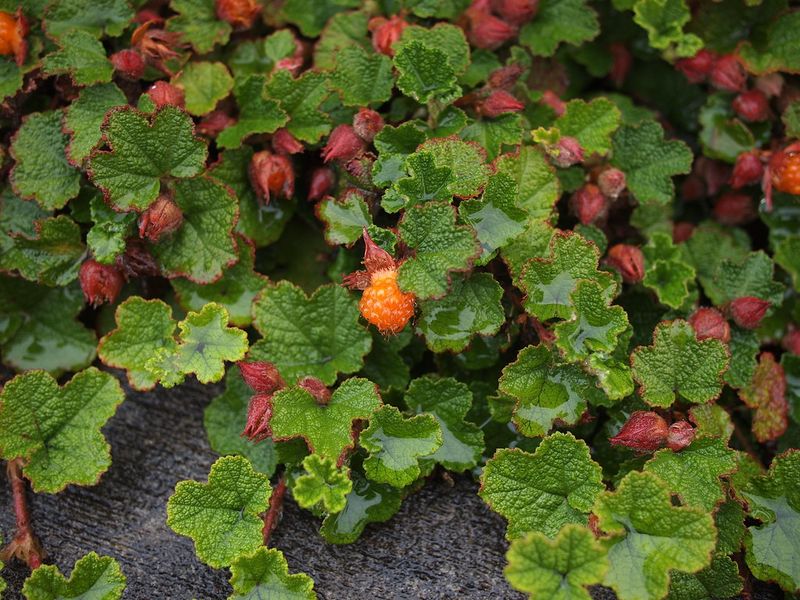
[372,122,428,188]
[44,0,133,39]
[518,231,616,321]
[42,30,113,86]
[22,552,126,600]
[318,190,373,245]
[418,137,490,199]
[0,368,124,493]
[166,0,231,54]
[0,57,22,102]
[0,277,96,375]
[264,69,331,143]
[330,45,394,107]
[594,471,717,600]
[642,232,697,309]
[400,23,471,75]
[741,450,800,592]
[555,98,622,157]
[505,524,609,600]
[632,320,729,407]
[228,547,317,600]
[738,11,800,75]
[167,455,271,568]
[64,83,127,165]
[217,75,288,149]
[11,111,81,210]
[360,405,442,488]
[740,352,789,443]
[689,404,734,443]
[88,106,208,211]
[666,555,743,600]
[644,438,737,511]
[698,94,756,163]
[460,172,527,265]
[460,113,524,161]
[519,0,600,56]
[715,499,746,555]
[382,151,453,213]
[405,0,470,19]
[416,272,505,354]
[405,375,484,472]
[782,101,800,139]
[706,250,784,308]
[293,454,353,513]
[359,329,412,393]
[396,202,479,300]
[610,120,693,206]
[150,177,239,283]
[554,280,629,362]
[87,192,136,265]
[480,433,604,538]
[251,282,372,385]
[495,146,560,222]
[499,345,605,437]
[269,378,382,463]
[173,62,234,117]
[281,0,360,37]
[633,0,704,58]
[394,40,461,105]
[313,11,370,70]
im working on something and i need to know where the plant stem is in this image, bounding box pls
[1,459,44,569]
[262,473,287,547]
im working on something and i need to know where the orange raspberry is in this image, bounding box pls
[772,151,800,195]
[0,10,27,66]
[358,270,415,334]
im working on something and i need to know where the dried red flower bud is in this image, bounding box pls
[666,421,696,451]
[0,9,28,66]
[322,124,367,164]
[606,244,645,284]
[477,90,525,118]
[730,151,764,189]
[597,168,626,199]
[238,361,285,394]
[132,21,185,74]
[540,90,566,116]
[117,238,159,278]
[466,10,517,50]
[491,0,538,25]
[249,151,294,203]
[197,109,236,137]
[571,184,607,225]
[138,196,183,242]
[146,81,185,108]
[710,55,747,93]
[298,376,332,405]
[610,411,669,452]
[488,63,524,90]
[369,15,408,56]
[308,167,336,201]
[551,136,583,168]
[675,49,716,84]
[783,328,800,355]
[728,296,771,330]
[755,73,783,98]
[79,259,124,307]
[353,108,385,143]
[732,89,769,122]
[672,221,695,243]
[110,49,145,80]
[271,128,304,155]
[609,43,632,87]
[688,307,731,344]
[713,192,756,226]
[243,393,273,442]
[215,0,261,29]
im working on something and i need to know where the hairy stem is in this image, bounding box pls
[262,473,287,547]
[1,459,44,569]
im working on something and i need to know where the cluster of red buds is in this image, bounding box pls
[569,168,627,226]
[610,411,696,453]
[464,0,537,49]
[676,50,747,92]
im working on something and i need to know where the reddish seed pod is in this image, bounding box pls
[249,151,294,203]
[368,15,408,56]
[243,393,273,442]
[238,361,285,394]
[666,421,696,451]
[688,307,731,344]
[491,0,538,25]
[466,10,517,50]
[710,55,747,93]
[551,136,584,168]
[783,328,800,355]
[271,128,304,155]
[713,192,756,226]
[597,168,626,199]
[675,49,716,84]
[308,167,336,201]
[610,411,669,452]
[540,90,566,116]
[146,81,185,108]
[477,90,525,118]
[353,108,385,143]
[606,244,645,284]
[730,151,764,189]
[729,296,771,329]
[0,9,27,66]
[732,89,769,122]
[110,49,145,79]
[609,43,632,87]
[322,124,367,164]
[79,259,125,307]
[571,184,607,225]
[138,195,183,242]
[297,376,332,405]
[197,109,236,137]
[488,63,524,90]
[215,0,260,29]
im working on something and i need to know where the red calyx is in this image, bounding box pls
[146,81,185,108]
[369,15,408,57]
[197,109,236,137]
[243,393,273,442]
[343,227,397,291]
[782,328,800,355]
[322,124,367,164]
[79,259,124,307]
[597,168,626,199]
[551,136,584,168]
[540,90,566,116]
[308,167,336,201]
[477,90,525,118]
[239,361,285,394]
[675,49,716,84]
[730,151,764,189]
[353,108,385,143]
[732,89,769,122]
[606,244,645,284]
[271,128,304,155]
[710,55,747,93]
[609,43,632,87]
[132,21,185,75]
[138,195,183,242]
[713,192,756,226]
[215,0,261,29]
[688,307,731,344]
[571,183,607,225]
[249,151,294,203]
[110,49,145,80]
[666,421,696,451]
[610,411,669,452]
[490,0,538,25]
[728,296,771,329]
[672,221,695,243]
[465,6,517,50]
[298,376,332,405]
[488,63,524,90]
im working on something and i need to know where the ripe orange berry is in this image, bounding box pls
[0,10,26,65]
[772,151,800,195]
[359,270,415,334]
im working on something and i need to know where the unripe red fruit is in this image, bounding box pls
[675,49,716,84]
[688,307,731,344]
[215,0,260,29]
[571,184,607,225]
[666,421,696,451]
[243,393,273,442]
[138,195,183,242]
[368,15,408,56]
[488,63,524,90]
[249,151,294,203]
[110,49,145,79]
[710,55,747,93]
[610,411,669,452]
[239,361,285,394]
[297,377,331,405]
[477,90,525,118]
[491,0,538,25]
[79,259,124,307]
[147,81,185,108]
[353,108,384,143]
[466,10,517,50]
[729,296,771,329]
[672,221,695,243]
[771,150,800,196]
[713,192,756,226]
[322,124,367,164]
[308,167,335,201]
[597,168,626,199]
[271,128,304,155]
[606,244,645,284]
[551,136,584,168]
[730,151,764,189]
[732,89,769,122]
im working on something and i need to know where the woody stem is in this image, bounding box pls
[262,473,287,547]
